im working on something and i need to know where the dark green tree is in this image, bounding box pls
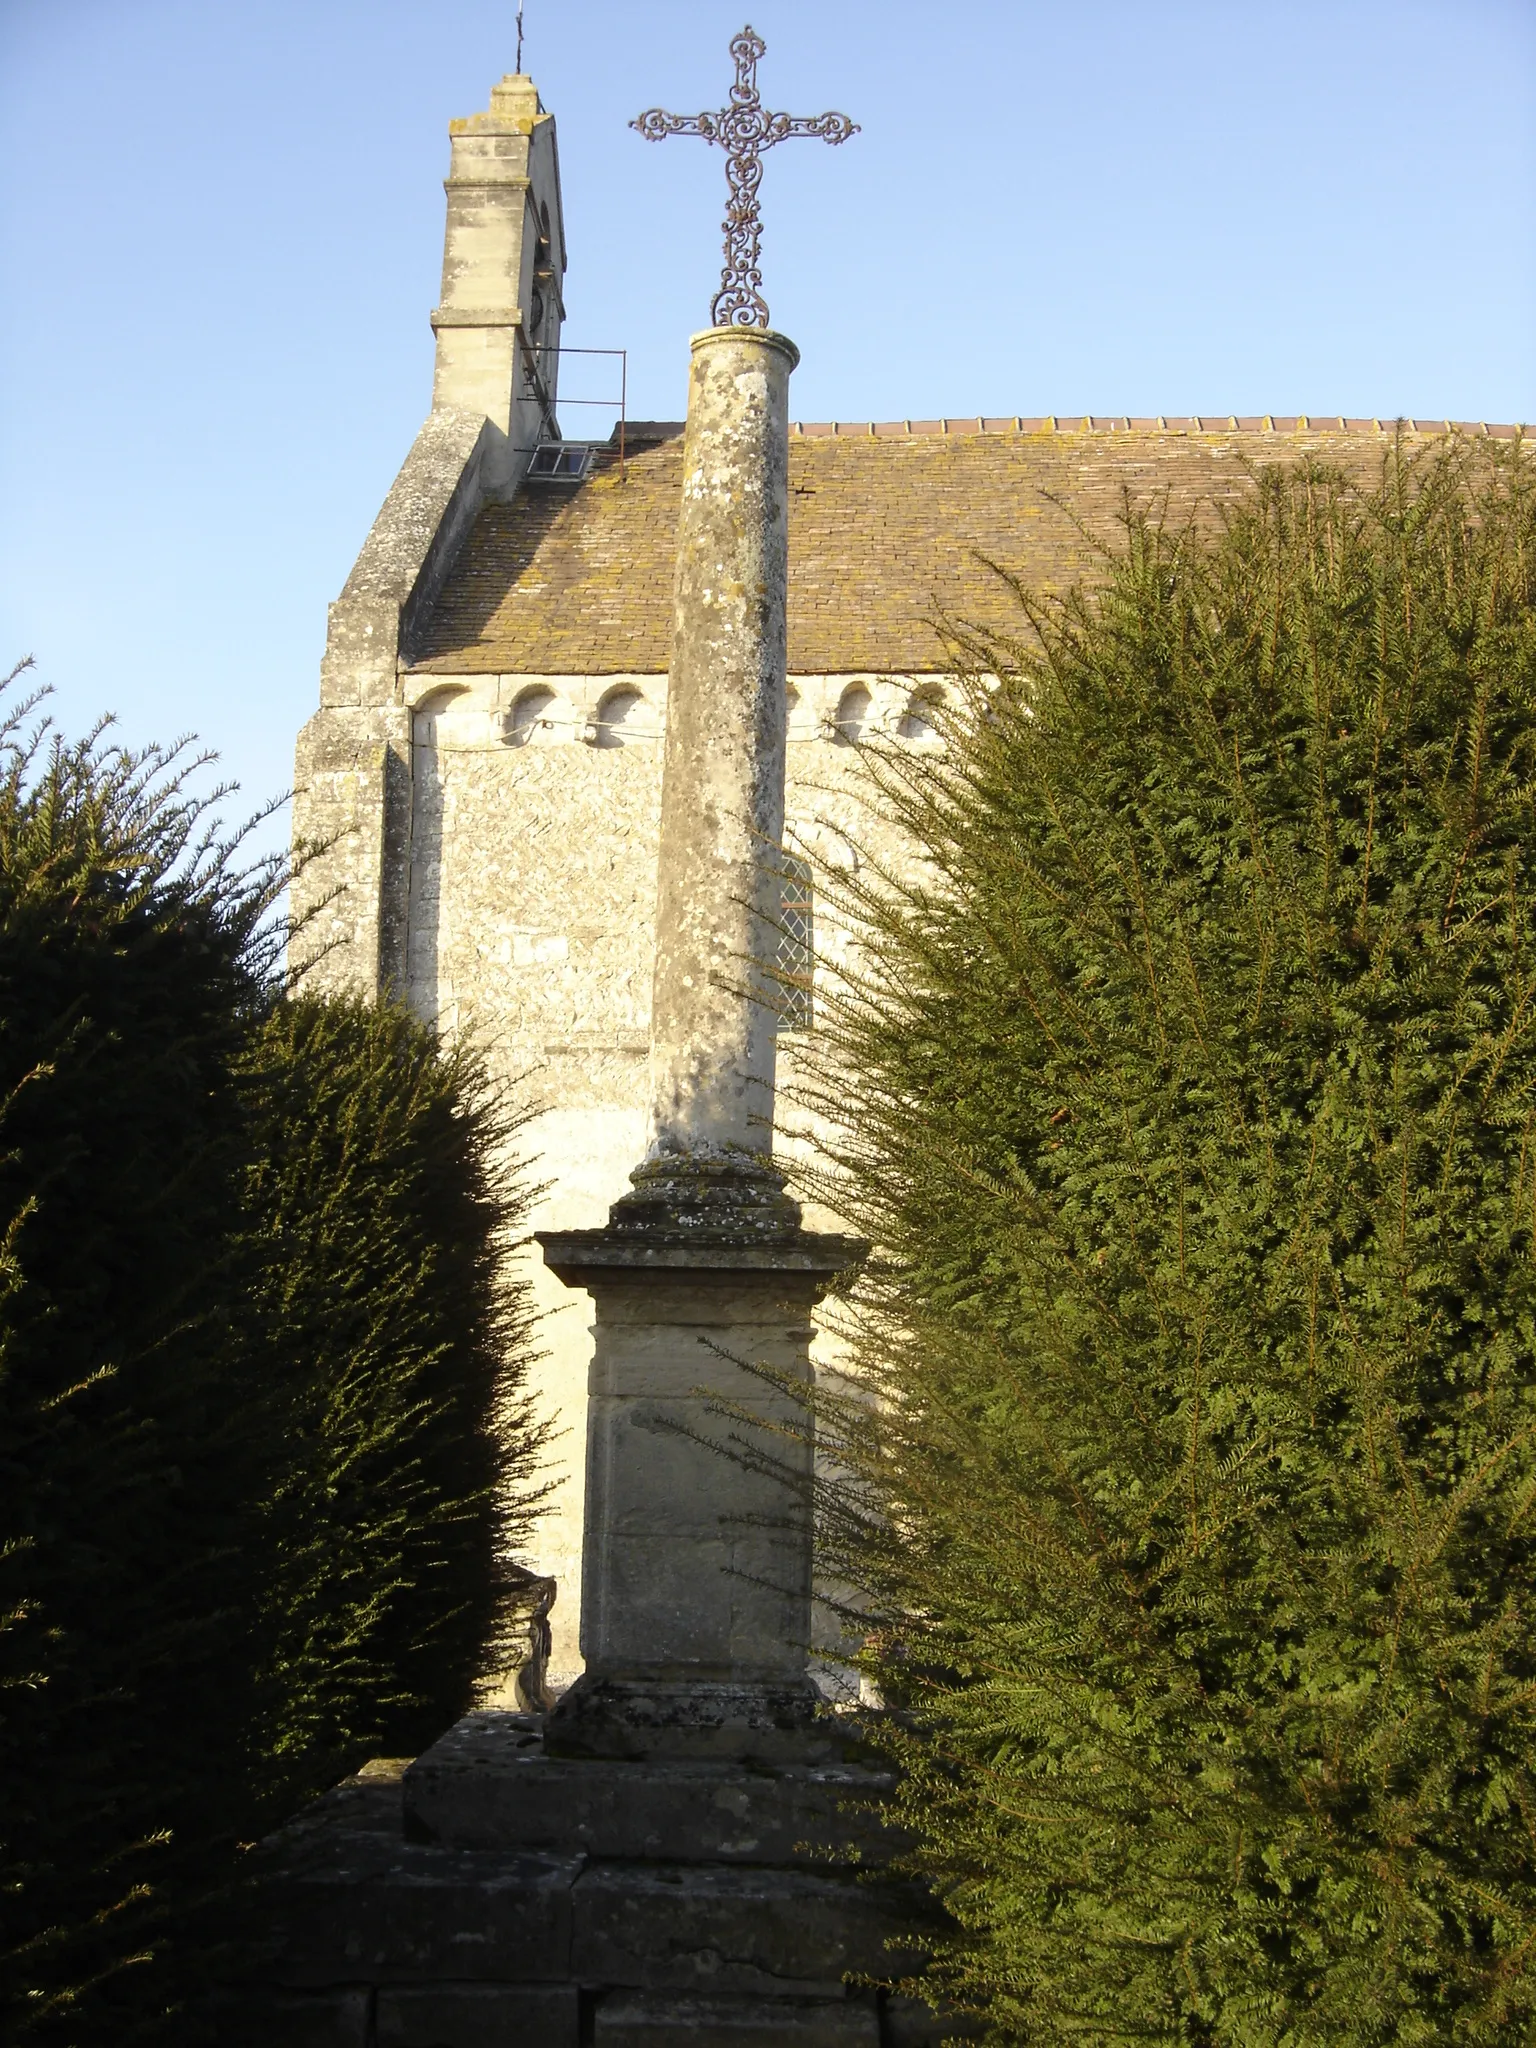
[0,674,546,2041]
[0,681,276,2039]
[238,992,545,1801]
[803,442,1536,2042]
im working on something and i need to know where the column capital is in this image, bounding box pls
[539,1158,862,1277]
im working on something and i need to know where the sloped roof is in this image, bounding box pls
[409,417,1524,677]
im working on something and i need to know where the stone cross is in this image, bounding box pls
[535,32,862,1763]
[632,24,858,329]
[538,311,864,1758]
[540,319,863,1761]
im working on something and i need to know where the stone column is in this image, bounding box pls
[539,329,861,1760]
[648,325,797,1170]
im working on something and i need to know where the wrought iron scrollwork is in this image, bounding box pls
[632,25,858,330]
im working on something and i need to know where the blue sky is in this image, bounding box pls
[1,0,1532,855]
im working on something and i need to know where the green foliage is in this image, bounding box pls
[0,687,274,2038]
[240,994,544,1798]
[0,676,542,2041]
[803,443,1536,2043]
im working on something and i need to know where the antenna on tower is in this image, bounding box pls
[516,1,525,72]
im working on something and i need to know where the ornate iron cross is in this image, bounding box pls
[632,25,858,330]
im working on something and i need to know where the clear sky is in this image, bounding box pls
[1,0,1532,855]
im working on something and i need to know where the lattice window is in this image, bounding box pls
[776,855,814,1031]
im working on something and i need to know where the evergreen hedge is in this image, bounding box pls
[804,443,1536,2043]
[0,678,542,2041]
[240,994,544,1807]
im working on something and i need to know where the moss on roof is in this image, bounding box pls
[409,419,1517,677]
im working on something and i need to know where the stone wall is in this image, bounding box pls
[388,668,942,1679]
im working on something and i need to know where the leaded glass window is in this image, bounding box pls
[776,854,814,1031]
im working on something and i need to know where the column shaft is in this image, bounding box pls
[647,326,800,1164]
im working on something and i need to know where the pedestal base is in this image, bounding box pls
[546,1674,838,1763]
[538,1165,864,1766]
[220,1711,972,2047]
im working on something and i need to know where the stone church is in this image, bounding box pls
[292,68,1509,1684]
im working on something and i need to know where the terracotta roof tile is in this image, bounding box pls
[410,418,1527,678]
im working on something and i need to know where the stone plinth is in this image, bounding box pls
[399,1709,903,1862]
[539,1166,860,1761]
[221,1732,967,2047]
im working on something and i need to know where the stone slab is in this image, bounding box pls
[594,1991,880,2046]
[883,1994,984,2045]
[202,1986,373,2046]
[405,1711,898,1863]
[572,1862,901,1998]
[584,1393,809,1533]
[248,1797,581,1987]
[580,1528,809,1671]
[546,1675,843,1764]
[376,1980,579,2046]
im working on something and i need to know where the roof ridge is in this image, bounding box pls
[602,418,1528,447]
[606,417,1531,446]
[779,416,1525,439]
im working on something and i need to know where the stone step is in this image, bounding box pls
[203,1981,583,2048]
[572,1862,907,1999]
[376,1981,580,2046]
[594,1990,881,2046]
[404,1710,901,1863]
[243,1785,581,1989]
[214,1982,969,2048]
[246,1778,929,2004]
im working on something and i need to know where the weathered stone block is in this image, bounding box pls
[375,1980,579,2046]
[588,1313,818,1393]
[571,1863,897,1998]
[585,1393,809,1535]
[581,1528,809,1671]
[404,1712,897,1862]
[203,1986,373,2047]
[548,1674,840,1765]
[594,1990,879,2046]
[250,1809,580,1986]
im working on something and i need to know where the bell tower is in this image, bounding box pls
[430,72,566,451]
[291,69,569,1008]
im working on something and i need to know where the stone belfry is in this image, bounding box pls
[430,72,565,437]
[291,69,566,1000]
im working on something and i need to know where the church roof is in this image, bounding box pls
[409,416,1524,677]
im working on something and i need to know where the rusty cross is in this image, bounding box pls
[632,25,858,330]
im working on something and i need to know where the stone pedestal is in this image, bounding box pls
[539,1168,858,1761]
